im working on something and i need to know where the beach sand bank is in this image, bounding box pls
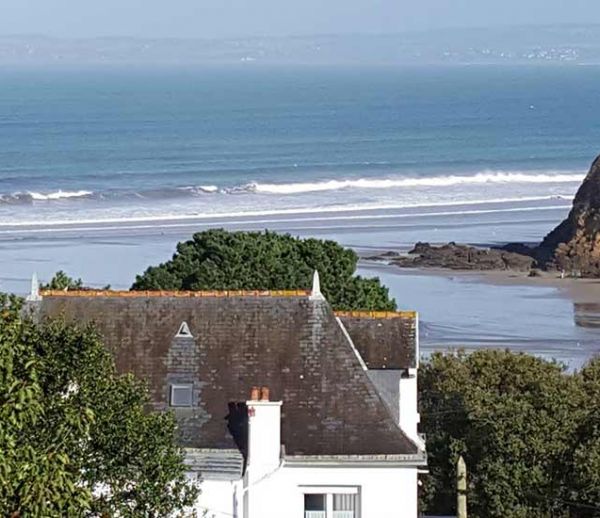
[1,203,597,368]
[358,260,600,369]
[364,262,600,303]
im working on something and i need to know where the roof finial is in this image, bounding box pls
[309,270,325,301]
[26,273,42,302]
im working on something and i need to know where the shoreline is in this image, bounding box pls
[358,259,600,368]
[359,258,600,305]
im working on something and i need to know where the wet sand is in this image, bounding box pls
[358,260,600,369]
[2,203,598,368]
[374,264,600,304]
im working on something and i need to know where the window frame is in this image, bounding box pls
[169,383,194,407]
[300,486,360,518]
[175,321,193,338]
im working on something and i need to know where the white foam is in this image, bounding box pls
[198,185,218,193]
[0,195,572,229]
[28,190,93,201]
[249,171,585,194]
[0,203,572,235]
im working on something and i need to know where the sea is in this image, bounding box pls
[1,65,600,366]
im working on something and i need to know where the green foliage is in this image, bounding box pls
[419,349,600,518]
[41,270,110,291]
[0,295,198,517]
[41,270,84,291]
[562,358,600,517]
[132,229,396,311]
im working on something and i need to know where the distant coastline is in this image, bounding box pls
[3,25,600,65]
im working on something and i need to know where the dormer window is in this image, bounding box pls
[170,383,193,407]
[176,321,193,338]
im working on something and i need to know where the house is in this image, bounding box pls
[27,272,426,518]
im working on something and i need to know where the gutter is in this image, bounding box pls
[284,452,427,468]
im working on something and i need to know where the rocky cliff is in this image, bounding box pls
[536,154,600,275]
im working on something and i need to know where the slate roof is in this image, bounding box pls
[31,291,420,459]
[336,311,418,369]
[184,449,244,481]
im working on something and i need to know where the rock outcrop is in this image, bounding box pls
[388,242,534,271]
[366,154,600,276]
[535,154,600,276]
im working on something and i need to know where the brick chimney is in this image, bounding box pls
[246,386,282,481]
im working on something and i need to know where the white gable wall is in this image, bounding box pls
[194,463,419,518]
[194,479,242,518]
[250,464,419,518]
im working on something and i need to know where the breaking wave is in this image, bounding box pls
[0,170,584,205]
[29,190,93,200]
[242,171,585,195]
[0,190,93,204]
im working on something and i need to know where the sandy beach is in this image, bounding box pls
[358,259,600,369]
[362,261,600,303]
[1,200,598,369]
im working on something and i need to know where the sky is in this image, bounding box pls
[3,0,600,39]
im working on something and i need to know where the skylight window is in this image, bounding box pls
[170,383,193,407]
[176,321,193,338]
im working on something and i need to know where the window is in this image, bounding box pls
[176,321,193,338]
[170,383,193,407]
[302,488,359,518]
[333,494,358,518]
[304,494,326,518]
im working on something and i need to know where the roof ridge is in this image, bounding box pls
[334,310,416,319]
[39,289,310,298]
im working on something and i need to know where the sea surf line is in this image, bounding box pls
[0,202,571,236]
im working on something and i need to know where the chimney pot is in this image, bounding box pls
[260,387,270,401]
[250,386,260,401]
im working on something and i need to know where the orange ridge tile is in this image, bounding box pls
[334,310,417,319]
[39,289,311,298]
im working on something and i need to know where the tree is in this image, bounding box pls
[131,229,396,311]
[41,271,110,291]
[41,270,83,291]
[0,295,198,517]
[419,349,583,518]
[561,357,600,517]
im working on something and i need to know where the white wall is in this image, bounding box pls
[246,399,282,482]
[194,479,242,518]
[244,464,419,518]
[399,369,423,448]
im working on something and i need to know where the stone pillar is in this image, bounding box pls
[457,456,467,518]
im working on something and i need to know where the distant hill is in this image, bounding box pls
[2,25,600,65]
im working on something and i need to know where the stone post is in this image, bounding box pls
[457,456,467,518]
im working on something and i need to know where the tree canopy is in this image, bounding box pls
[132,229,396,311]
[0,295,198,517]
[419,349,600,518]
[41,270,84,291]
[41,270,110,291]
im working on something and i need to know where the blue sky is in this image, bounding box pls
[4,0,600,38]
